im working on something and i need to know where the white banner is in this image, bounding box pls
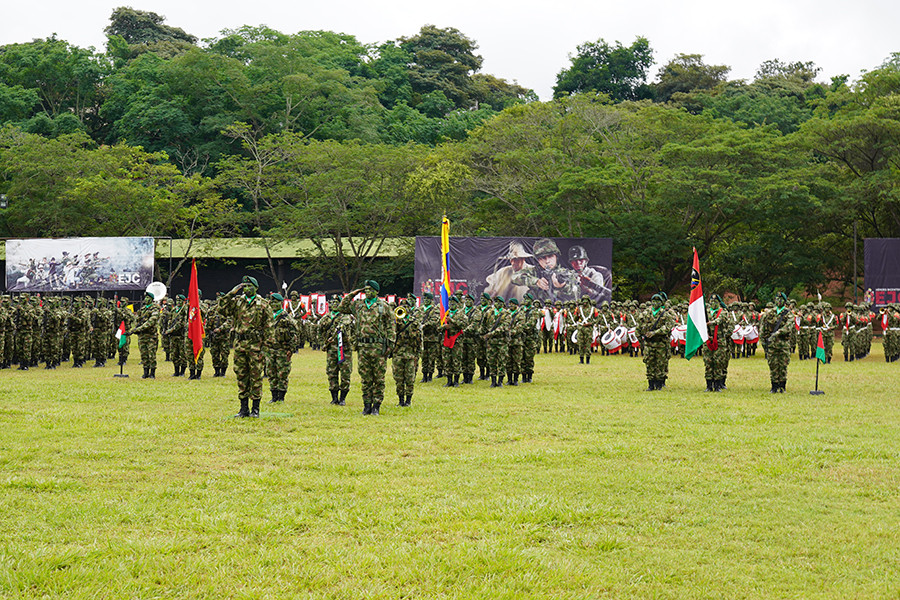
[6,237,155,292]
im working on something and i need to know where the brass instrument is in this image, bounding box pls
[395,306,408,320]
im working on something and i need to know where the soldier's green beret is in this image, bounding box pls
[466,293,475,301]
[176,294,186,300]
[242,276,259,288]
[525,292,534,301]
[494,295,505,303]
[659,292,668,301]
[482,292,491,301]
[272,293,284,302]
[778,292,789,302]
[144,291,155,300]
[449,295,459,304]
[651,293,663,302]
[508,298,518,305]
[424,292,434,300]
[364,280,380,292]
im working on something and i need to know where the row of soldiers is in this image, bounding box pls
[0,293,135,370]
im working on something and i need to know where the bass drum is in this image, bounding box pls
[742,325,759,344]
[731,324,745,344]
[601,330,622,354]
[671,324,687,346]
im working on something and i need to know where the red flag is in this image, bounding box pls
[188,259,204,363]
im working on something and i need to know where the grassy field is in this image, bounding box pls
[1,345,898,599]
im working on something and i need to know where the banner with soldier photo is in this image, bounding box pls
[414,236,613,305]
[864,238,900,307]
[5,237,155,292]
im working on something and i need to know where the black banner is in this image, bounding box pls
[864,238,900,307]
[414,236,612,304]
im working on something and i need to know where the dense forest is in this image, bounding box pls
[1,7,898,299]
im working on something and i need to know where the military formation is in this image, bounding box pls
[2,281,897,410]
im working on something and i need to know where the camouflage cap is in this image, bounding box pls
[532,238,560,258]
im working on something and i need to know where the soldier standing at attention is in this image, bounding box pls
[475,292,491,380]
[703,294,734,392]
[484,295,511,388]
[392,295,422,406]
[638,293,675,391]
[205,293,232,377]
[506,297,527,386]
[818,302,837,364]
[164,295,187,377]
[460,294,479,384]
[223,276,272,418]
[520,294,539,383]
[131,291,160,379]
[419,292,441,382]
[319,294,355,406]
[266,293,299,404]
[760,292,793,393]
[114,297,135,368]
[441,294,466,387]
[574,295,598,364]
[338,280,395,415]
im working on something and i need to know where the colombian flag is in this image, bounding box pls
[440,215,451,324]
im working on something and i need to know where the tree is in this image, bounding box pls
[399,25,484,109]
[105,7,197,61]
[654,54,730,103]
[553,37,654,101]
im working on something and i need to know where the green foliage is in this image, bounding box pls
[554,37,654,101]
[399,25,485,109]
[654,53,730,102]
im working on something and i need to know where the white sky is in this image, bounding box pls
[2,0,897,100]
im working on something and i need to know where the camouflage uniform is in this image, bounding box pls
[14,296,34,369]
[68,298,91,368]
[817,304,837,364]
[205,296,233,377]
[114,300,135,367]
[506,298,528,385]
[223,278,273,418]
[337,281,395,415]
[164,297,188,376]
[573,298,598,363]
[638,294,675,390]
[42,298,65,368]
[521,296,540,382]
[510,238,580,305]
[266,294,299,402]
[131,293,160,378]
[419,294,442,381]
[392,297,422,405]
[703,299,734,391]
[0,296,11,368]
[483,297,511,387]
[760,294,792,392]
[183,299,207,380]
[474,294,491,379]
[460,295,479,383]
[440,296,466,387]
[318,296,355,405]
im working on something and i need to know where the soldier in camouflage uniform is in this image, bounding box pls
[638,293,676,391]
[14,294,35,370]
[164,295,188,376]
[337,280,395,415]
[760,292,793,393]
[703,294,734,392]
[817,302,837,364]
[159,298,174,362]
[266,293,299,403]
[506,297,529,386]
[89,298,110,367]
[131,292,160,379]
[419,292,442,382]
[483,295,511,387]
[883,304,900,362]
[206,293,233,377]
[184,292,207,380]
[460,294,479,384]
[511,239,580,305]
[319,294,355,406]
[392,296,422,406]
[573,296,598,364]
[441,294,466,387]
[68,297,90,368]
[42,297,64,369]
[114,297,135,368]
[523,295,541,382]
[0,296,10,368]
[475,292,491,379]
[840,302,857,361]
[223,276,272,418]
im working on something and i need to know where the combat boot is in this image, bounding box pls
[234,399,250,418]
[149,368,155,379]
[437,368,443,379]
[779,381,786,393]
[646,380,655,391]
[338,389,348,406]
[196,367,202,380]
[497,373,504,387]
[269,390,279,404]
[398,393,405,406]
[330,389,339,405]
[705,379,714,392]
[586,355,591,364]
[372,401,381,416]
[189,368,197,380]
[770,379,778,393]
[142,367,149,379]
[508,373,518,386]
[719,378,727,391]
[363,399,372,415]
[250,398,260,418]
[490,375,497,388]
[406,395,413,406]
[579,356,584,364]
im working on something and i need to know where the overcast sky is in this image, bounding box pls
[2,0,897,100]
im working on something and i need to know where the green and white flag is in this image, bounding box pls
[685,248,708,360]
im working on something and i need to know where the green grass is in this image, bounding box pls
[1,345,898,599]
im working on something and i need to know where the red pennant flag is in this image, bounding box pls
[188,259,204,363]
[815,331,826,364]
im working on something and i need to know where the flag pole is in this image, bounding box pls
[810,360,824,395]
[810,331,825,395]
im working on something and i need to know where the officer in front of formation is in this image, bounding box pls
[223,276,272,418]
[337,280,395,415]
[760,292,792,393]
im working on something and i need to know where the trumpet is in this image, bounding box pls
[395,306,408,320]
